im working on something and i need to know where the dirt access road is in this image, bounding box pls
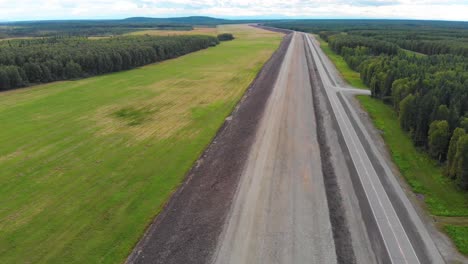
[128,30,447,264]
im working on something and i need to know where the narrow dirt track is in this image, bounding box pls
[212,33,337,264]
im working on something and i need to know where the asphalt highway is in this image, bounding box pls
[304,32,444,264]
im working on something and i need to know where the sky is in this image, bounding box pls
[1,0,468,22]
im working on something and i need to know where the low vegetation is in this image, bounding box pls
[444,225,468,255]
[217,33,234,41]
[0,25,282,263]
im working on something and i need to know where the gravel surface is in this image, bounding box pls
[125,32,292,264]
[212,32,337,264]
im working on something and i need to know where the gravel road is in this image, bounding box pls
[212,32,337,264]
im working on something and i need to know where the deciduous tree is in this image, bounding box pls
[428,120,450,162]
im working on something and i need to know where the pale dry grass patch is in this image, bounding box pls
[59,25,278,143]
[127,27,218,36]
[0,149,23,162]
[0,202,48,231]
[91,74,231,141]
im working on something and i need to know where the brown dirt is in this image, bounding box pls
[125,32,293,264]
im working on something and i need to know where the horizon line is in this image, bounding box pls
[2,15,468,23]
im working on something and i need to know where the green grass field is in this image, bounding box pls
[316,37,367,89]
[0,25,282,264]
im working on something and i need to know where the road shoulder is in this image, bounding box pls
[347,94,468,263]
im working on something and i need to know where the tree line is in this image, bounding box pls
[0,35,219,90]
[269,20,468,57]
[350,29,468,57]
[325,33,468,190]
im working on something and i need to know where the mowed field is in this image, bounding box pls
[0,25,282,263]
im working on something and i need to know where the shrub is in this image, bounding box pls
[217,33,234,41]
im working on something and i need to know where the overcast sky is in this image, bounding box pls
[1,0,468,21]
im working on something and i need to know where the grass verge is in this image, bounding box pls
[316,37,367,89]
[444,226,468,255]
[356,96,468,217]
[356,95,468,255]
[0,25,282,264]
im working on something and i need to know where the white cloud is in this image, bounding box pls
[0,0,467,21]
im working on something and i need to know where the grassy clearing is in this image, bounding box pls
[444,226,468,255]
[357,95,468,255]
[401,48,426,58]
[0,24,282,264]
[0,36,34,41]
[127,27,217,36]
[316,37,367,89]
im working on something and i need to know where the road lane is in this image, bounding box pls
[212,32,337,264]
[303,32,445,264]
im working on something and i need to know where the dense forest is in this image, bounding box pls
[0,23,193,39]
[0,35,219,90]
[267,20,468,57]
[270,21,468,190]
[0,16,233,38]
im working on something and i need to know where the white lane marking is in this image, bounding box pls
[307,33,421,263]
[304,33,420,264]
[338,89,421,264]
[314,31,421,262]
